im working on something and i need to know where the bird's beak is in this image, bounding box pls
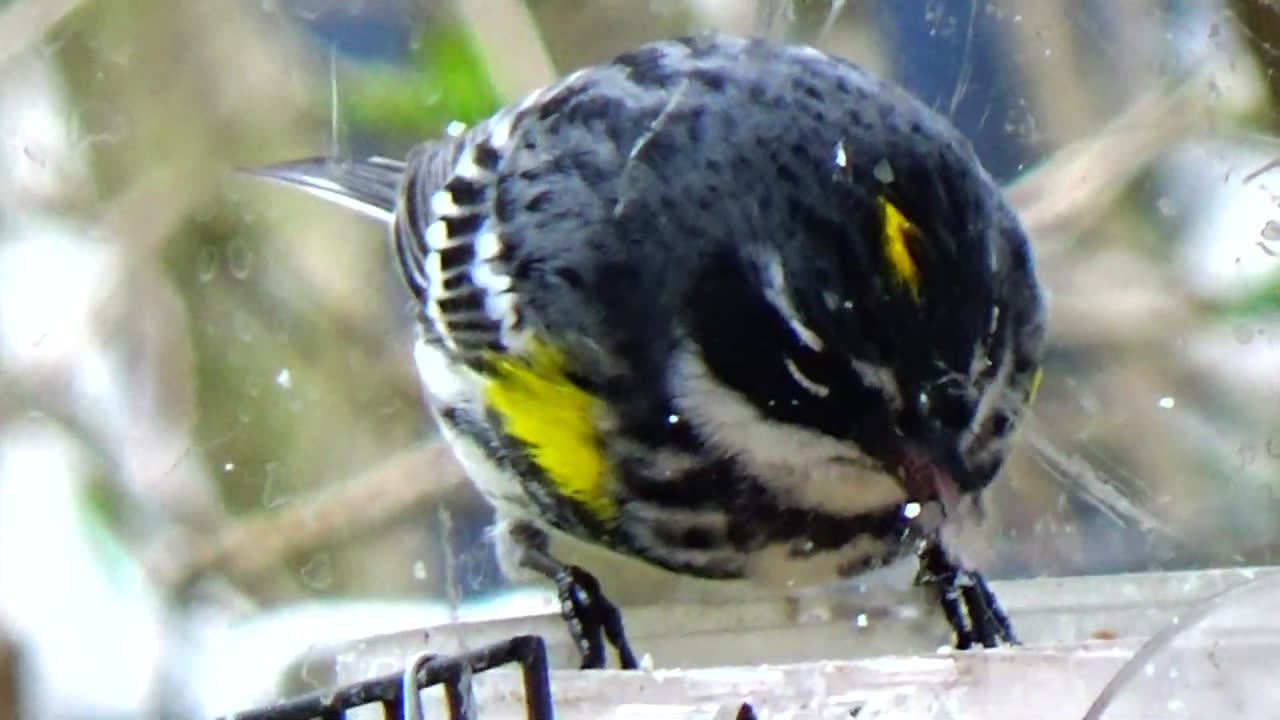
[893,430,970,522]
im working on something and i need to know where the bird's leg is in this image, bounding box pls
[509,521,639,670]
[916,539,1017,649]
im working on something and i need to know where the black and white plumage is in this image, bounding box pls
[252,34,1047,668]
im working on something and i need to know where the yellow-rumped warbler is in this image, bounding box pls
[252,33,1047,669]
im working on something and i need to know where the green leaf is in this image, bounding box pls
[343,24,502,144]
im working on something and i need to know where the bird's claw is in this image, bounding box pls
[553,564,638,669]
[918,541,1018,649]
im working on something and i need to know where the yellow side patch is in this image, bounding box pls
[878,197,922,301]
[482,340,617,525]
[1028,367,1045,403]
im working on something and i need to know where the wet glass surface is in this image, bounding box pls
[0,1,1277,717]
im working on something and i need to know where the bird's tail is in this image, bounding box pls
[242,156,406,223]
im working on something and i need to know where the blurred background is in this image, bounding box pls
[0,0,1278,717]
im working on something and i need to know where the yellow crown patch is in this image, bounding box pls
[878,196,922,302]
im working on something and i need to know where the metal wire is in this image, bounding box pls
[219,634,554,720]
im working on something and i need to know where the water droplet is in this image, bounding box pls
[1262,219,1280,243]
[834,141,848,168]
[902,502,921,519]
[300,553,333,589]
[197,245,218,282]
[276,368,292,389]
[417,80,444,107]
[223,462,235,472]
[855,613,869,628]
[292,0,325,20]
[413,560,428,580]
[227,239,253,280]
[873,159,895,184]
[233,311,254,342]
[298,649,327,689]
[379,395,403,415]
[262,461,291,508]
[1143,662,1156,677]
[445,121,467,137]
[666,413,681,425]
[647,0,683,17]
[445,665,474,718]
[1158,396,1175,409]
[68,103,132,150]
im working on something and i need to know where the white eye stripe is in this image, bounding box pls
[759,251,825,352]
[784,357,830,398]
[849,358,902,411]
[669,349,904,518]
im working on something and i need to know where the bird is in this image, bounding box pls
[249,32,1048,670]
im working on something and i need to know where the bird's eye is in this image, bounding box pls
[947,397,977,431]
[924,381,976,431]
